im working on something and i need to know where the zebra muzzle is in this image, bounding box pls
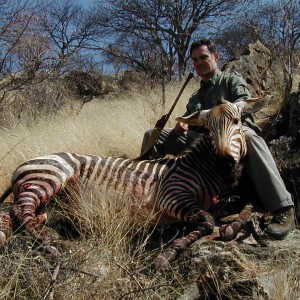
[218,154,237,170]
[217,155,240,183]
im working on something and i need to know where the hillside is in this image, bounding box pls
[0,79,199,191]
[0,65,299,299]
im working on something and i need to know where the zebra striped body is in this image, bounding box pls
[11,153,175,227]
[9,142,229,230]
[0,98,267,266]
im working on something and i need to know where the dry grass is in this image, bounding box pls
[0,79,199,191]
[0,79,199,299]
[0,172,205,299]
[0,185,189,299]
[0,77,298,299]
[268,261,300,300]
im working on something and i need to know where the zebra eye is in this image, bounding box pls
[233,118,240,125]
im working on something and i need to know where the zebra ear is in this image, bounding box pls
[176,109,210,125]
[236,95,271,113]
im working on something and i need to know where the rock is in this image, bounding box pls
[289,91,300,138]
[175,229,300,300]
[222,40,278,97]
[222,40,284,132]
[269,136,300,219]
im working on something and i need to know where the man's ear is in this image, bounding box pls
[236,95,271,113]
[214,51,219,63]
[176,110,210,125]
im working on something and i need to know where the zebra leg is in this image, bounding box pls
[11,186,61,256]
[219,202,253,240]
[36,211,48,224]
[154,210,215,270]
[12,203,60,256]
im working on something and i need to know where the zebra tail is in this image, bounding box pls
[0,186,13,244]
[0,186,12,203]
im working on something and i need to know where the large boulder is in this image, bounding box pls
[222,40,280,97]
[222,40,283,132]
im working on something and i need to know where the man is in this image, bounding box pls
[141,39,295,240]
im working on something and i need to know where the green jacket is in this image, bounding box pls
[187,70,260,132]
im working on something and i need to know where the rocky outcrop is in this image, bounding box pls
[222,40,288,136]
[268,91,300,219]
[174,229,300,300]
[222,40,280,97]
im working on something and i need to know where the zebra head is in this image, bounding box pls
[176,95,269,166]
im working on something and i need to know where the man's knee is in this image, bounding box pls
[144,128,153,139]
[243,127,264,147]
[243,127,273,161]
[243,127,258,139]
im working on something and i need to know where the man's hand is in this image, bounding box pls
[155,114,168,129]
[174,121,189,135]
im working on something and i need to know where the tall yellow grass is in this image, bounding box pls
[0,79,199,192]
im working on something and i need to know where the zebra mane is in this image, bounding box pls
[179,132,212,156]
[216,99,227,105]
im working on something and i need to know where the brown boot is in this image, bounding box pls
[264,206,295,240]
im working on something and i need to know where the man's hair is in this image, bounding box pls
[189,39,217,56]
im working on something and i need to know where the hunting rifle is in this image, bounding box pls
[137,71,194,160]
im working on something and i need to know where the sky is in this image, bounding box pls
[78,0,94,8]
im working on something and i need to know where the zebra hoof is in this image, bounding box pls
[219,224,235,240]
[0,211,13,244]
[0,231,7,244]
[219,221,242,241]
[43,245,61,257]
[154,254,171,270]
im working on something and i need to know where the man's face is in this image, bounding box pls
[191,45,219,81]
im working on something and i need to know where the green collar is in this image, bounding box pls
[200,69,222,87]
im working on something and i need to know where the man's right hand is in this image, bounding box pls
[174,122,189,135]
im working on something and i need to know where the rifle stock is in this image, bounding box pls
[137,71,194,160]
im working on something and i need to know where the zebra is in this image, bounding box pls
[0,97,267,268]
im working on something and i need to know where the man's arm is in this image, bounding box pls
[229,71,252,102]
[229,71,261,131]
